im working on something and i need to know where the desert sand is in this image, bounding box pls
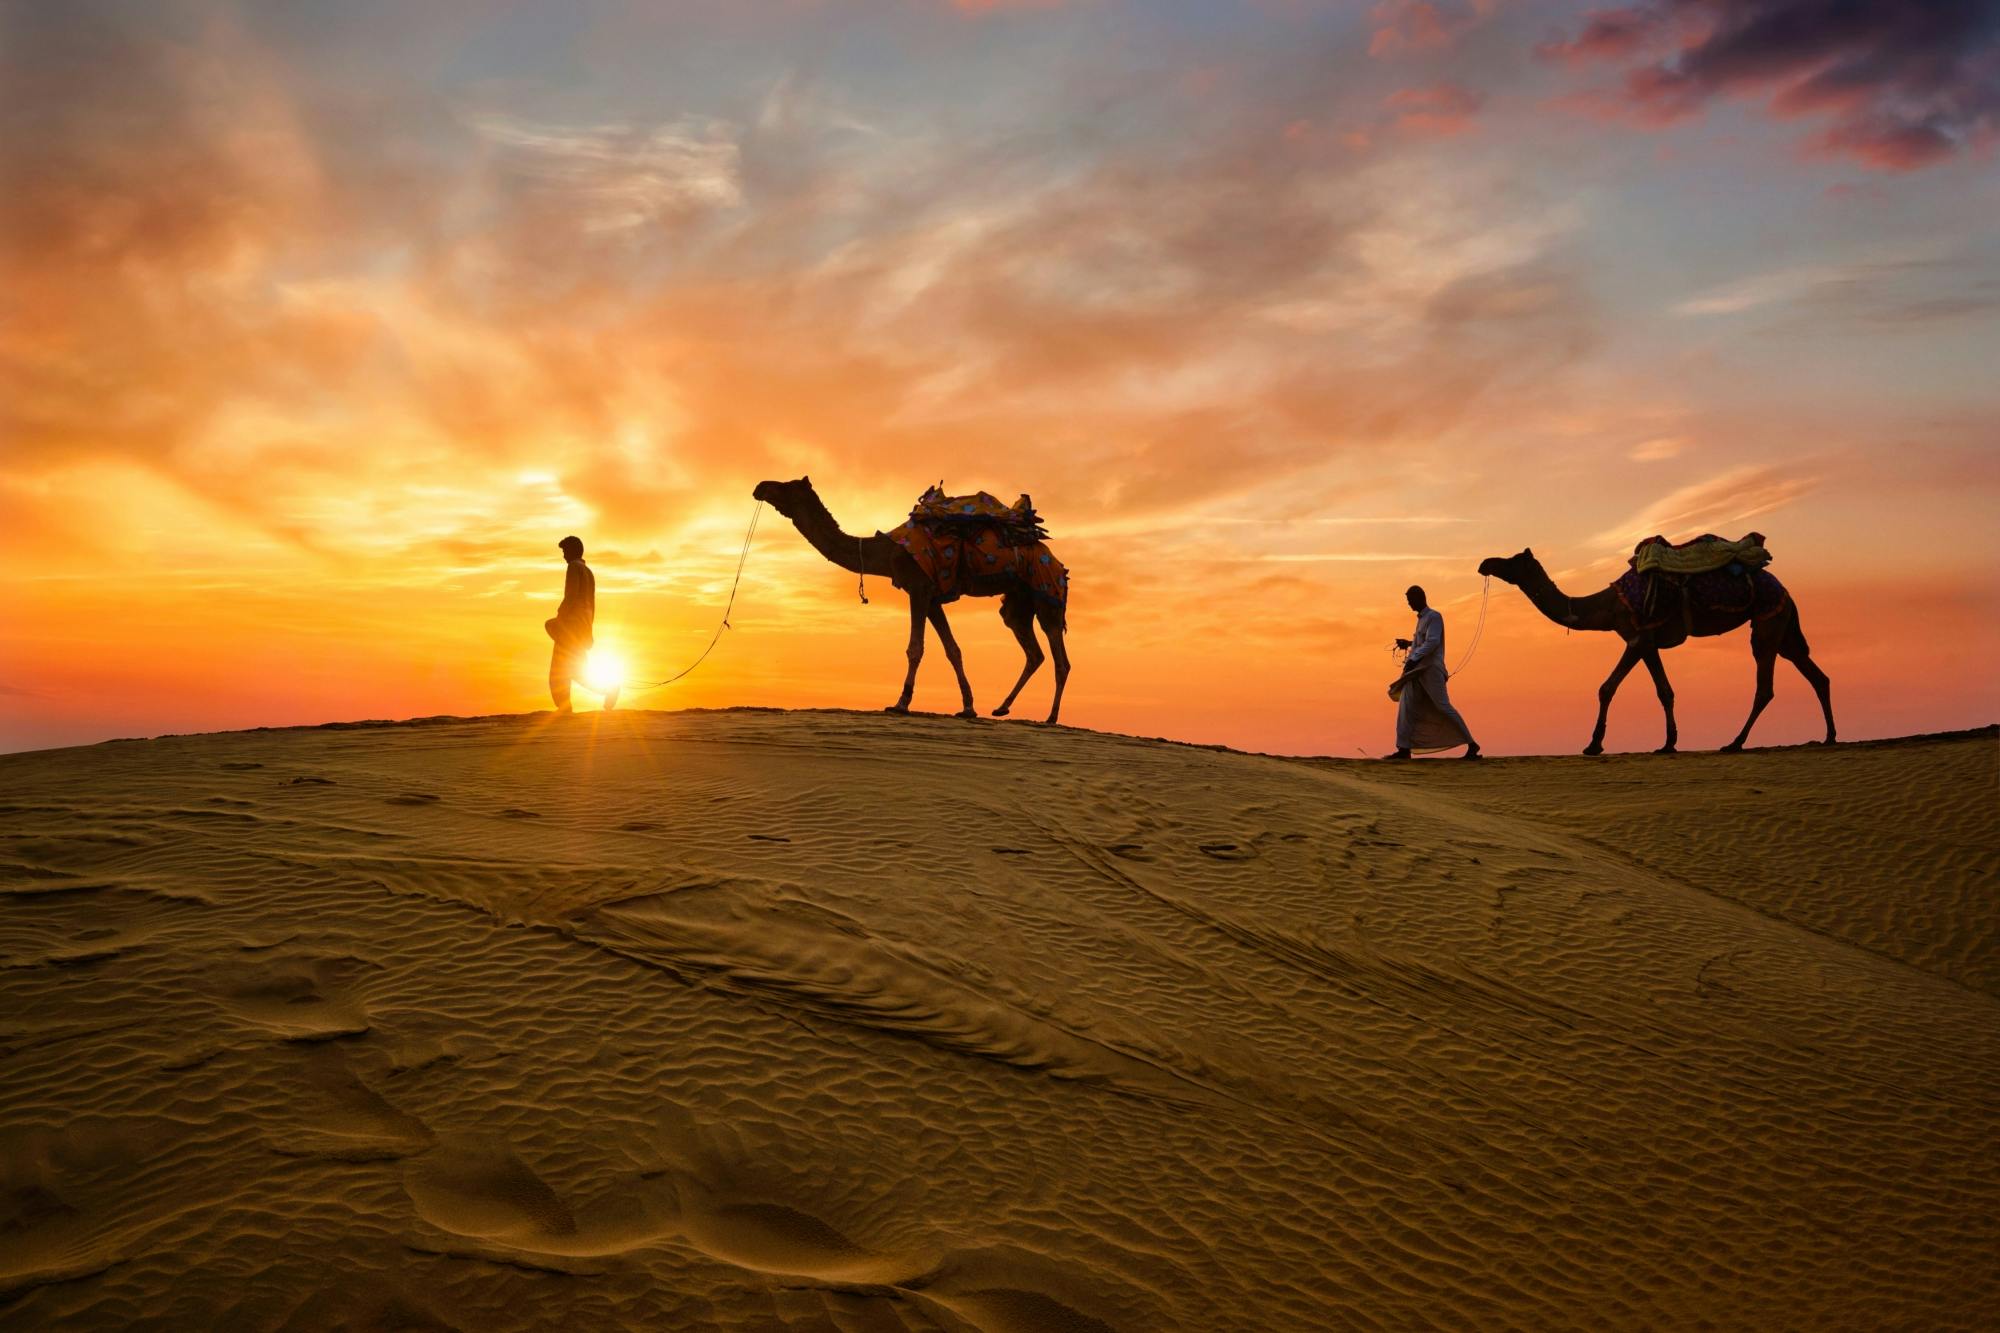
[1,711,1994,1330]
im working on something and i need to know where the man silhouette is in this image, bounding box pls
[546,536,618,713]
[1386,584,1478,760]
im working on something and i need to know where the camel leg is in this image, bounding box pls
[926,603,977,719]
[1040,608,1070,726]
[1585,639,1645,755]
[1779,614,1836,745]
[1641,646,1677,754]
[991,594,1043,718]
[1721,618,1782,752]
[887,591,929,714]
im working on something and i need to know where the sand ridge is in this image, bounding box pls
[0,711,1994,1329]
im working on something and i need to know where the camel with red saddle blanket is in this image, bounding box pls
[1478,534,1835,755]
[752,478,1071,724]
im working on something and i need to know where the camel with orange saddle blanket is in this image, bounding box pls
[752,478,1071,724]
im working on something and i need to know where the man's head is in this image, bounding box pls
[558,535,584,562]
[1405,585,1427,612]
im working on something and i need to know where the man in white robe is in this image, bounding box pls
[1387,585,1480,760]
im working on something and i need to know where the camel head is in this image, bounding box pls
[752,476,816,518]
[1477,548,1540,586]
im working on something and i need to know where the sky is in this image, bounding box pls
[3,0,1997,756]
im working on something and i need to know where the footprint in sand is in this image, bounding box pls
[748,834,791,843]
[219,761,264,770]
[619,821,661,832]
[498,808,541,820]
[403,1138,578,1244]
[0,1119,164,1295]
[900,1245,1131,1333]
[267,1046,433,1162]
[283,775,336,787]
[991,847,1031,857]
[217,955,374,1042]
[1198,841,1256,861]
[384,793,441,806]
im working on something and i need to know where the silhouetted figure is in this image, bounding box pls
[546,536,617,713]
[1386,585,1479,760]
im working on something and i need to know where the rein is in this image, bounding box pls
[624,500,764,694]
[1448,575,1491,679]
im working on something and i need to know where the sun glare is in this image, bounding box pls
[584,649,626,693]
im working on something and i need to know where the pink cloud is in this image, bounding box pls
[1385,82,1485,137]
[1368,0,1497,59]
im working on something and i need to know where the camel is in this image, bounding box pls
[751,477,1071,723]
[1476,548,1835,755]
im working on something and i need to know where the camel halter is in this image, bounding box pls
[623,500,764,694]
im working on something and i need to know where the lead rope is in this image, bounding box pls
[1446,575,1491,679]
[624,500,764,694]
[857,535,869,604]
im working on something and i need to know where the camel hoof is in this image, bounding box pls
[1582,743,1604,756]
[1655,745,1677,755]
[954,708,977,720]
[883,704,910,716]
[991,705,1012,717]
[1720,741,1744,753]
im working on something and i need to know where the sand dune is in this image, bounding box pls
[1,711,1994,1330]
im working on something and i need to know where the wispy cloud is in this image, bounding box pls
[1588,465,1819,551]
[469,112,742,233]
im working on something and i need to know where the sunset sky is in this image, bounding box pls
[4,0,1997,756]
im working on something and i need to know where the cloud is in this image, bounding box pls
[1369,0,1499,58]
[469,113,743,235]
[1673,245,2000,325]
[1538,0,2000,170]
[1384,83,1485,136]
[1588,464,1818,551]
[1630,436,1686,461]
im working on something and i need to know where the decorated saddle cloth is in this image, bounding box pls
[1612,565,1787,636]
[1630,532,1772,576]
[887,487,1067,608]
[906,485,1050,545]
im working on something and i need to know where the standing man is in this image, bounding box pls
[1386,585,1479,760]
[546,535,618,713]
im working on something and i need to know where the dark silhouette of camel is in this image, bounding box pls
[1477,548,1834,754]
[753,477,1070,724]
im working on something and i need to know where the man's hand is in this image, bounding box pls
[1394,637,1412,650]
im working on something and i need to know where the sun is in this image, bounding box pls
[583,648,626,693]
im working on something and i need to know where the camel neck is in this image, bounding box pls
[783,490,895,575]
[1518,561,1618,631]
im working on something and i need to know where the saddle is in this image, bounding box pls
[1613,533,1785,636]
[885,485,1067,609]
[1629,531,1772,577]
[906,484,1049,547]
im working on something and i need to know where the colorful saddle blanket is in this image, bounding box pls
[887,487,1067,610]
[1630,532,1773,576]
[1612,565,1787,636]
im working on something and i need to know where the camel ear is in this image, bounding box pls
[1523,547,1534,559]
